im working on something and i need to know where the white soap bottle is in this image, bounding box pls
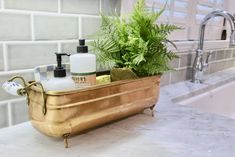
[70,39,96,88]
[41,53,76,91]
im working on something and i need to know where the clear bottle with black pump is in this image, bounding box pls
[70,39,96,88]
[41,53,76,91]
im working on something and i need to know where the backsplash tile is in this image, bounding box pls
[34,15,78,40]
[61,42,78,54]
[7,43,57,70]
[216,50,225,60]
[0,44,3,71]
[11,100,29,125]
[0,104,8,129]
[233,49,235,58]
[170,57,179,68]
[61,0,99,15]
[179,53,195,67]
[5,0,58,12]
[170,67,192,84]
[224,49,233,59]
[0,13,30,41]
[160,73,170,86]
[209,60,227,74]
[81,17,101,39]
[101,0,121,15]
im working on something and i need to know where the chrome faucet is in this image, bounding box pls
[192,10,235,83]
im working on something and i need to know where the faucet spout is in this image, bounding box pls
[230,30,235,47]
[192,10,235,83]
[198,10,235,50]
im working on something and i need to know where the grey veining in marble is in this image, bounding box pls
[1,68,235,157]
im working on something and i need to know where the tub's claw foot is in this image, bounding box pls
[63,133,70,148]
[150,105,155,117]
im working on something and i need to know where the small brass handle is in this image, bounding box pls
[8,75,27,87]
[25,82,47,115]
[7,76,47,115]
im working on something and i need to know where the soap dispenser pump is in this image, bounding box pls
[41,53,76,91]
[54,53,70,77]
[70,39,96,88]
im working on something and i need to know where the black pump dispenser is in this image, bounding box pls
[54,53,70,78]
[77,39,88,53]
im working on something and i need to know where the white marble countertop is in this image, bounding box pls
[1,68,235,157]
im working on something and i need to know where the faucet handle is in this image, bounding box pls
[205,51,213,64]
[203,51,213,71]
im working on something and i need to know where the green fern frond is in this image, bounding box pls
[91,0,180,76]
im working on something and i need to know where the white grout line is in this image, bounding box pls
[0,0,4,9]
[174,66,190,71]
[30,14,35,41]
[7,102,12,126]
[58,0,61,14]
[0,102,7,106]
[57,42,61,53]
[0,9,101,18]
[99,0,102,13]
[0,68,33,75]
[169,72,172,84]
[3,43,8,71]
[0,40,78,44]
[0,9,29,15]
[0,98,26,105]
[78,16,82,39]
[210,57,234,64]
[178,57,181,68]
[179,52,196,55]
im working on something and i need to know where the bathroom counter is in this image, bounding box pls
[1,68,235,157]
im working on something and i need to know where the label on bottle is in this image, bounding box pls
[71,72,96,88]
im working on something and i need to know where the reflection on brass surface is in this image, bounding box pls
[12,76,161,140]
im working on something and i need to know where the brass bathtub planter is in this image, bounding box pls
[9,75,161,148]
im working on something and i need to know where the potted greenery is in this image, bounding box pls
[91,0,179,81]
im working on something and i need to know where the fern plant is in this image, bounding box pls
[91,0,180,76]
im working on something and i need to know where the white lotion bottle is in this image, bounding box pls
[41,53,76,91]
[70,39,96,88]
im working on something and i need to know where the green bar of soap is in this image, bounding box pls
[96,75,111,85]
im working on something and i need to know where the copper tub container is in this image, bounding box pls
[8,75,161,148]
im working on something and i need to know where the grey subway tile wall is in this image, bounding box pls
[224,49,233,59]
[160,73,170,86]
[34,16,79,40]
[61,42,78,54]
[216,50,225,60]
[179,53,195,67]
[0,13,31,41]
[169,57,179,68]
[233,49,235,57]
[61,0,100,15]
[170,67,192,84]
[81,17,102,39]
[7,43,58,70]
[0,104,8,128]
[0,44,3,71]
[11,100,29,125]
[0,0,120,129]
[5,0,58,12]
[101,0,121,15]
[0,0,235,129]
